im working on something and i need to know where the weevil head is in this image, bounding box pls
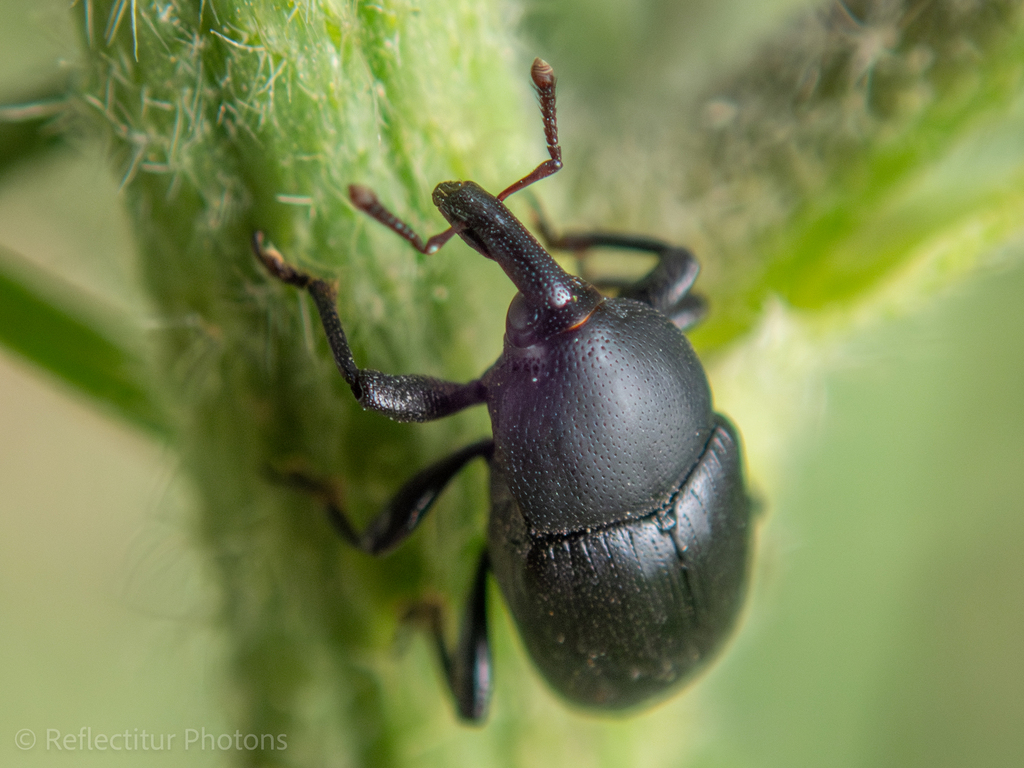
[432,181,498,258]
[432,180,602,347]
[432,180,492,231]
[431,179,473,213]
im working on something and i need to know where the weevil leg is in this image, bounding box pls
[272,440,493,555]
[531,209,707,331]
[408,551,492,722]
[253,232,487,421]
[274,447,493,720]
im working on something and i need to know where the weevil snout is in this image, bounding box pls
[432,180,466,207]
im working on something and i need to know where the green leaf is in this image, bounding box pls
[0,79,72,182]
[79,1,534,764]
[0,245,167,436]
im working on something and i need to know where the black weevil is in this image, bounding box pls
[254,58,753,722]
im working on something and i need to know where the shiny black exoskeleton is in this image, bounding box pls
[254,59,752,721]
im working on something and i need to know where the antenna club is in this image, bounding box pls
[348,184,378,211]
[531,58,555,90]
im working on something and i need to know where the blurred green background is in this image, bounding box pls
[2,0,1023,766]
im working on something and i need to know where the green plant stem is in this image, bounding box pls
[80,1,529,764]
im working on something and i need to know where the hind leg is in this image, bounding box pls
[271,441,495,721]
[407,551,492,722]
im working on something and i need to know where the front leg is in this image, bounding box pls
[253,232,486,421]
[531,213,707,331]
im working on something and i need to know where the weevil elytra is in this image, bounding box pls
[254,58,752,722]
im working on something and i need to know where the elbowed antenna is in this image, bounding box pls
[496,58,563,202]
